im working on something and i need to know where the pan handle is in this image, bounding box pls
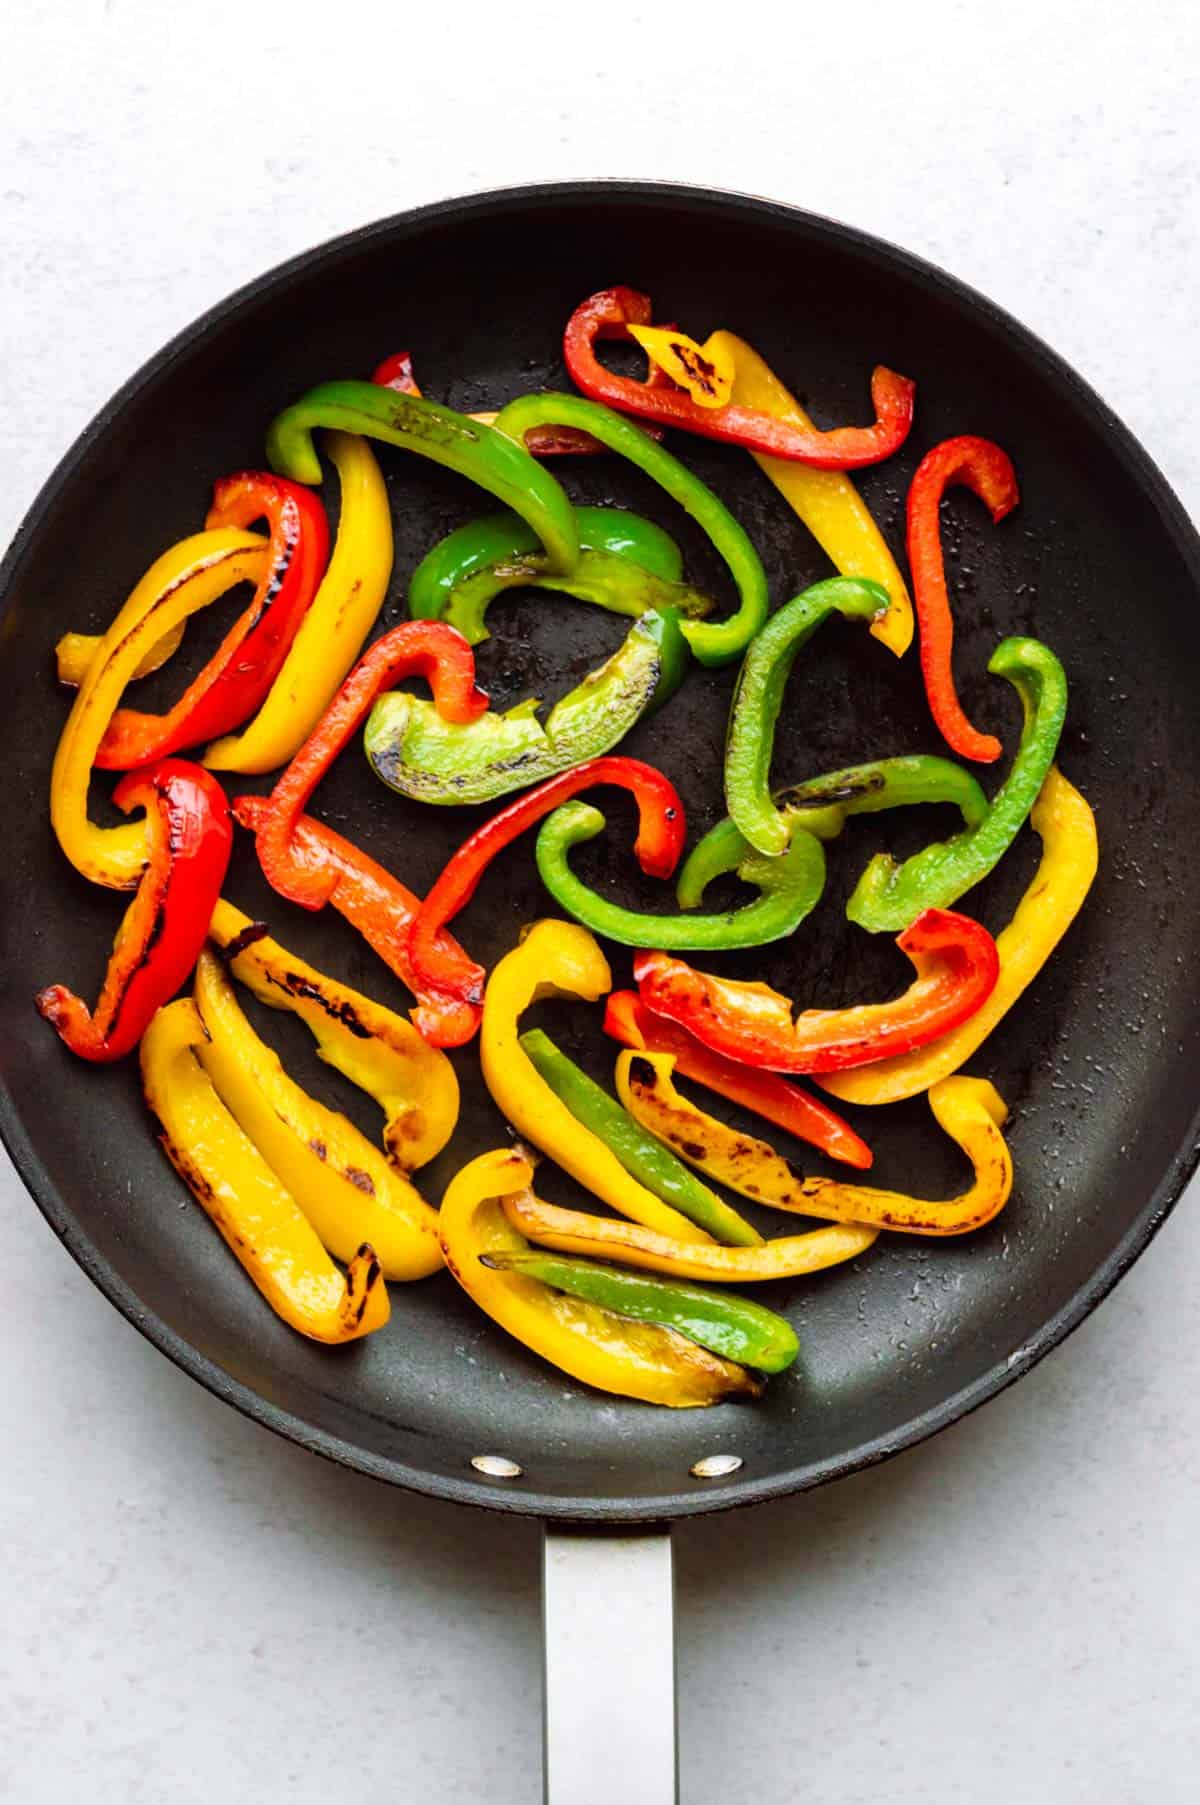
[542,1523,677,1805]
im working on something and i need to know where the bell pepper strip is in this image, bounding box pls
[480,920,712,1243]
[202,434,393,774]
[563,288,916,473]
[534,800,827,950]
[56,618,187,689]
[724,577,891,856]
[908,436,1019,763]
[265,381,580,575]
[207,899,459,1170]
[233,796,481,1048]
[372,350,421,393]
[502,1188,878,1284]
[633,907,1001,1074]
[824,766,1098,1105]
[483,1250,798,1372]
[51,529,268,889]
[625,325,735,409]
[518,1028,761,1247]
[617,1053,1012,1237]
[404,756,687,1029]
[846,638,1068,933]
[141,1001,390,1343]
[707,331,914,657]
[365,606,688,807]
[603,990,872,1170]
[679,755,989,910]
[192,949,441,1281]
[93,474,329,770]
[440,1149,758,1407]
[490,392,768,668]
[239,620,488,912]
[408,506,712,645]
[36,759,232,1063]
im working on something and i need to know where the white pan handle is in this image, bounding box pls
[542,1524,677,1805]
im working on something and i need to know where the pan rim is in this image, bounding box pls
[3,177,1198,1522]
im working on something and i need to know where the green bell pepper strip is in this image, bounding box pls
[408,505,713,645]
[724,577,892,856]
[480,1248,799,1373]
[847,638,1069,933]
[365,608,687,806]
[266,381,579,574]
[679,755,990,908]
[491,393,769,667]
[518,1028,761,1247]
[535,799,827,948]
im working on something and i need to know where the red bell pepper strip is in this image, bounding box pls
[602,989,873,1170]
[35,759,232,1062]
[232,795,482,1048]
[632,908,1000,1075]
[563,288,916,470]
[238,620,487,912]
[404,758,687,1031]
[94,474,330,770]
[908,436,1020,764]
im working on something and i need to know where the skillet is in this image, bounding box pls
[2,182,1199,1801]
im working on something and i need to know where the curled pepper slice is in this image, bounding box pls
[52,529,267,889]
[94,474,329,770]
[625,324,735,408]
[634,907,1000,1074]
[440,1149,758,1407]
[480,920,711,1242]
[491,391,768,668]
[564,288,915,472]
[56,619,186,689]
[36,759,232,1063]
[908,436,1019,764]
[724,577,890,856]
[208,899,459,1170]
[824,766,1098,1105]
[708,331,914,656]
[193,949,441,1281]
[847,638,1068,933]
[141,1000,389,1343]
[266,381,580,574]
[404,756,687,1035]
[618,1053,1012,1237]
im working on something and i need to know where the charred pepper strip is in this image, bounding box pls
[847,638,1068,933]
[618,1053,1013,1237]
[824,767,1098,1105]
[36,759,232,1063]
[633,908,1000,1074]
[95,473,329,770]
[266,381,580,574]
[563,287,915,472]
[908,436,1019,764]
[491,391,769,667]
[141,1001,390,1344]
[724,577,891,856]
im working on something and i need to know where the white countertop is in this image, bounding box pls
[3,4,1199,1799]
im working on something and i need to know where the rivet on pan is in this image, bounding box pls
[471,1453,523,1479]
[689,1453,743,1479]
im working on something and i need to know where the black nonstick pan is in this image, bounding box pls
[3,183,1199,1802]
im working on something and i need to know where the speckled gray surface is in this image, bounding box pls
[3,4,1199,1801]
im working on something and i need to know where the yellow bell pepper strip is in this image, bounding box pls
[56,619,186,688]
[822,766,1098,1106]
[617,1053,1013,1237]
[480,920,713,1243]
[207,899,458,1171]
[708,330,914,657]
[51,528,269,890]
[625,325,735,409]
[440,1149,759,1406]
[501,1189,878,1283]
[203,433,393,774]
[141,1000,390,1343]
[192,948,442,1281]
